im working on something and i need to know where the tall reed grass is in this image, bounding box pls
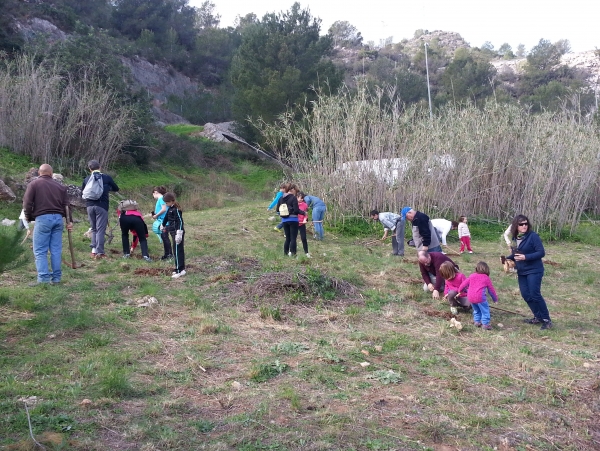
[258,83,600,235]
[0,55,136,174]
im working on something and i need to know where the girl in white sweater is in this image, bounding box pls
[458,216,473,254]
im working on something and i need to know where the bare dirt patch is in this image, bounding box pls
[133,268,174,276]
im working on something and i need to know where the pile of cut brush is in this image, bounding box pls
[246,269,358,301]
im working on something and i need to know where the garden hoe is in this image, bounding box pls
[64,205,84,269]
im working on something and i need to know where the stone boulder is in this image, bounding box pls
[51,173,87,209]
[66,184,87,209]
[0,179,17,203]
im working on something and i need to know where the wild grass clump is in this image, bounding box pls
[249,360,289,383]
[0,55,135,174]
[258,82,600,236]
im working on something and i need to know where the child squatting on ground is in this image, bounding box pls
[458,216,473,254]
[161,192,186,279]
[438,260,471,315]
[458,261,498,330]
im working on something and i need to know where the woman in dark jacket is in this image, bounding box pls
[507,214,552,329]
[276,183,302,256]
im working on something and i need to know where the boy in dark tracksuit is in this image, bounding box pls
[161,193,186,279]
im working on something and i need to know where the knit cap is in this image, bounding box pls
[400,206,412,221]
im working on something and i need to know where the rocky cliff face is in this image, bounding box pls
[492,51,600,94]
[13,18,197,125]
[120,56,198,103]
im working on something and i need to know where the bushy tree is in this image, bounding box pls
[517,39,586,112]
[498,43,515,59]
[112,0,196,50]
[191,27,240,86]
[329,20,363,48]
[230,2,343,142]
[438,48,497,104]
[195,0,220,29]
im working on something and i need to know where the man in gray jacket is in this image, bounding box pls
[370,210,406,256]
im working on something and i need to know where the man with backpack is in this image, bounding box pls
[81,160,119,259]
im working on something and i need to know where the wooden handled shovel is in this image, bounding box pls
[64,205,83,269]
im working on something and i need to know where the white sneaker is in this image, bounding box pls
[172,270,186,279]
[450,307,458,315]
[305,253,311,258]
[288,252,293,256]
[468,251,473,254]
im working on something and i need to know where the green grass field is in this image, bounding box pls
[1,199,599,450]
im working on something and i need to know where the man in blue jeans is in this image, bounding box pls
[303,194,327,240]
[81,160,119,259]
[22,164,73,285]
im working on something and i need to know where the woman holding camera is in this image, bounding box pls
[507,214,552,330]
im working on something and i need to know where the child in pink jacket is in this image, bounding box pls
[458,261,498,329]
[296,192,310,258]
[438,261,470,315]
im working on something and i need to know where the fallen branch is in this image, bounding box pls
[490,304,528,317]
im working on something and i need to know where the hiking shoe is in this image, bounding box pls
[523,317,542,324]
[450,307,458,315]
[143,256,152,262]
[123,254,130,258]
[540,320,553,330]
[160,254,173,261]
[28,282,49,287]
[482,324,492,330]
[473,321,482,327]
[172,270,186,279]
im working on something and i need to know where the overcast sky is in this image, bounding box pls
[195,0,599,53]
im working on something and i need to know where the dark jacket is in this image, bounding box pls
[507,231,545,275]
[23,175,69,221]
[162,205,184,232]
[276,193,301,222]
[81,172,119,211]
[419,252,457,292]
[411,211,440,249]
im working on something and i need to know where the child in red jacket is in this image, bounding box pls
[458,261,498,329]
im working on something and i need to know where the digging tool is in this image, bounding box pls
[490,304,528,317]
[64,205,83,269]
[443,245,461,256]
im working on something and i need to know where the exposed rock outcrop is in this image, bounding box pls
[401,30,470,57]
[14,18,67,43]
[151,105,189,126]
[0,179,17,203]
[121,56,198,103]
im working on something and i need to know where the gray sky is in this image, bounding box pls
[195,0,599,53]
